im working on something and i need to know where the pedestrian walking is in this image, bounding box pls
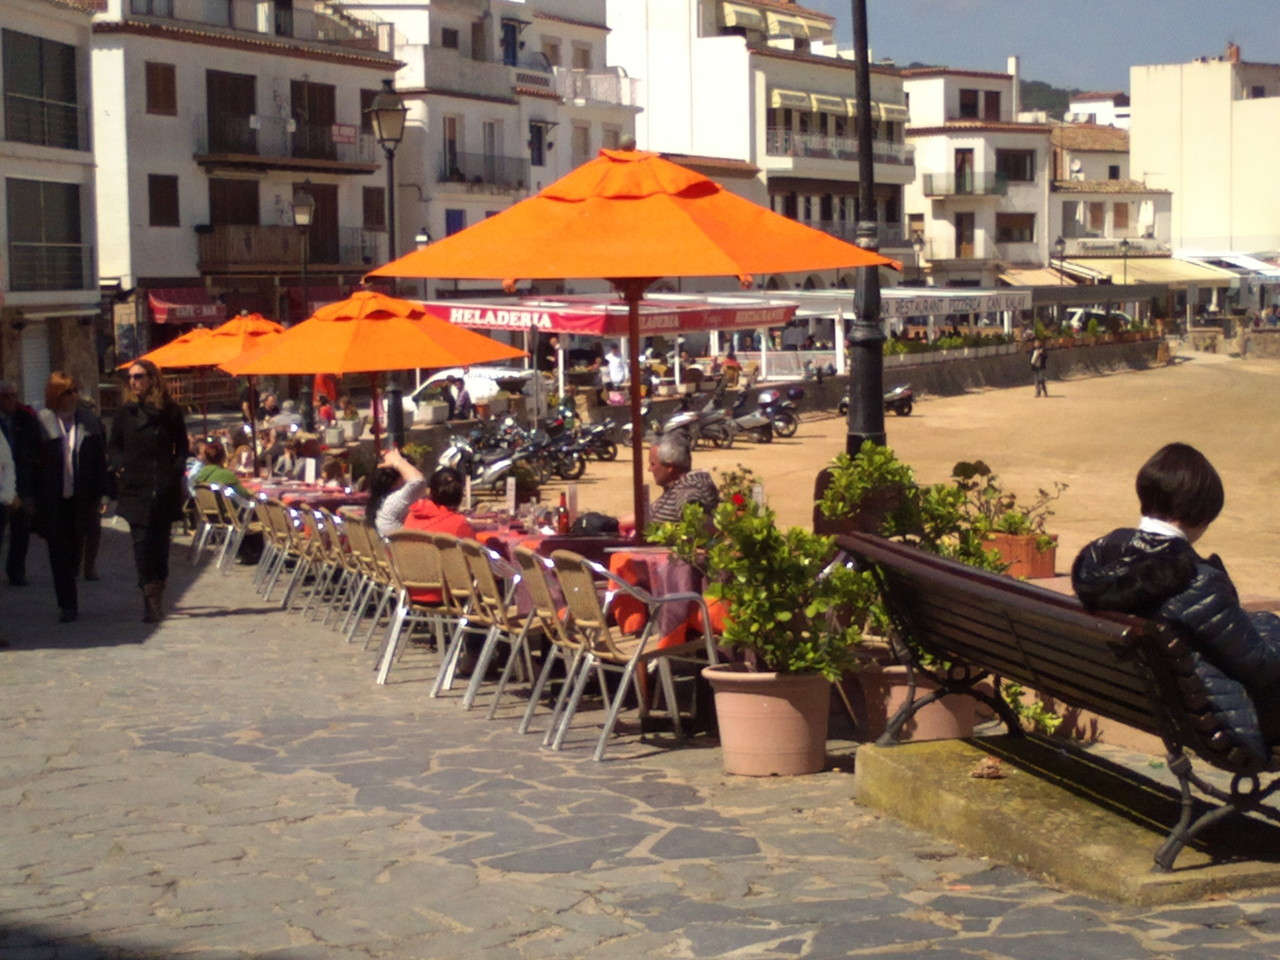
[1029,338,1049,397]
[109,359,188,623]
[0,379,40,586]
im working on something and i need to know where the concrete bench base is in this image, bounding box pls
[854,735,1280,906]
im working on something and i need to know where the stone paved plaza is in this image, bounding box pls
[4,520,1280,960]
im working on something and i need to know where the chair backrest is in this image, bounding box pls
[460,538,519,630]
[550,549,625,659]
[384,530,446,597]
[430,533,474,615]
[297,508,329,560]
[193,485,225,525]
[343,518,375,576]
[513,546,572,648]
[315,508,348,564]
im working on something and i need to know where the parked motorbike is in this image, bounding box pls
[757,387,802,438]
[727,390,773,443]
[838,383,915,418]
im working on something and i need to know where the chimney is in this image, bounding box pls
[1008,55,1021,119]
[1226,43,1241,62]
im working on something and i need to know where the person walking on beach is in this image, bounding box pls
[1029,338,1049,397]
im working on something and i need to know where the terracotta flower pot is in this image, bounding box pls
[855,662,992,742]
[987,532,1058,579]
[701,665,830,776]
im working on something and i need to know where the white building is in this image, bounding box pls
[1131,43,1280,254]
[1,0,101,407]
[89,0,401,352]
[606,0,915,291]
[346,0,641,299]
[902,64,1052,287]
[1066,91,1130,129]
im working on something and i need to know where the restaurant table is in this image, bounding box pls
[606,546,718,649]
[244,478,369,513]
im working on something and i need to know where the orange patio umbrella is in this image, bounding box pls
[220,290,526,443]
[369,148,899,534]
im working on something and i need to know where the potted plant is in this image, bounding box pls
[339,408,365,442]
[650,480,871,776]
[417,398,450,424]
[951,460,1066,579]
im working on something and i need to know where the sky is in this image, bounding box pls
[806,0,1280,92]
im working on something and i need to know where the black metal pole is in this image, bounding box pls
[845,0,885,455]
[385,148,397,263]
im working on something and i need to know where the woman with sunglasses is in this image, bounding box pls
[109,359,188,622]
[34,372,108,623]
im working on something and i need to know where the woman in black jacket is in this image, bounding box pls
[1072,442,1280,766]
[35,372,109,623]
[109,359,188,622]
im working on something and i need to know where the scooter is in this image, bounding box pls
[838,383,915,418]
[727,390,773,443]
[757,387,802,438]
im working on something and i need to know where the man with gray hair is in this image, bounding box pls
[619,432,719,534]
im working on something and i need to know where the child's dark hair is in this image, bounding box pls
[429,467,465,510]
[365,466,402,525]
[1136,442,1223,528]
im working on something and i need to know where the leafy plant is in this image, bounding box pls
[649,498,870,680]
[951,459,1066,544]
[1086,317,1101,337]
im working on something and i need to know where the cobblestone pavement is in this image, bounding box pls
[3,523,1280,959]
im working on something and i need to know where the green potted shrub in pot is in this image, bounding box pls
[951,460,1065,579]
[650,487,871,776]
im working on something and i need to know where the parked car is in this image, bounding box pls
[1065,308,1134,333]
[385,366,536,415]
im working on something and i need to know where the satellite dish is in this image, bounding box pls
[1070,158,1083,172]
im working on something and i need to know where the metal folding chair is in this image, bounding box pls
[457,538,540,711]
[374,530,452,685]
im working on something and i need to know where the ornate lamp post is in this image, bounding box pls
[911,233,925,285]
[291,181,316,427]
[1119,236,1131,285]
[1053,235,1067,330]
[366,79,408,265]
[845,0,885,455]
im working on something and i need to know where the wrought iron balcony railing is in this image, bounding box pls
[922,172,1008,197]
[438,150,530,191]
[7,242,92,292]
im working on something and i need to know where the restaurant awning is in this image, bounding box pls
[767,12,811,38]
[147,287,223,324]
[999,266,1075,286]
[722,2,766,31]
[811,93,846,115]
[877,103,911,123]
[1062,256,1237,288]
[770,88,812,111]
[418,294,798,337]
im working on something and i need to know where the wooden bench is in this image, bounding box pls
[837,531,1280,872]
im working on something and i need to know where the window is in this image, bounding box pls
[443,115,461,175]
[995,212,1035,244]
[441,28,459,50]
[571,123,590,168]
[6,178,84,291]
[958,88,979,119]
[1108,164,1121,180]
[207,178,258,226]
[148,175,179,226]
[3,29,81,149]
[528,121,546,167]
[205,69,256,154]
[601,126,620,150]
[130,0,174,14]
[360,88,377,132]
[291,79,336,160]
[1088,202,1105,233]
[1113,202,1129,230]
[572,44,592,70]
[500,20,519,66]
[363,186,385,230]
[1250,85,1266,99]
[541,38,561,67]
[145,62,177,116]
[445,209,466,236]
[471,21,486,61]
[995,149,1036,182]
[983,90,1001,121]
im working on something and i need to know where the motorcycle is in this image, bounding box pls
[727,390,773,443]
[757,387,802,438]
[838,383,915,418]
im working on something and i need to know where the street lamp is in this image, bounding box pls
[1119,236,1131,285]
[366,78,408,265]
[911,233,925,285]
[1052,236,1067,330]
[291,180,315,325]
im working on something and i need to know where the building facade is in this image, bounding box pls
[606,0,915,291]
[1,0,101,407]
[89,0,401,354]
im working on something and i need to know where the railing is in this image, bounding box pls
[125,0,394,55]
[764,128,914,165]
[437,150,530,191]
[802,221,905,246]
[554,69,642,108]
[195,114,377,164]
[197,224,384,269]
[922,172,1008,197]
[3,94,88,151]
[7,242,93,292]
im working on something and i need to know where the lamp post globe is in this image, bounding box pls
[366,79,408,263]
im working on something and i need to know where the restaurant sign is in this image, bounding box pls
[882,291,1032,318]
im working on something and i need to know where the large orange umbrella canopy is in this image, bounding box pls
[125,326,217,370]
[220,290,526,376]
[371,148,898,283]
[126,313,285,369]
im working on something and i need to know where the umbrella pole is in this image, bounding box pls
[370,372,382,448]
[620,279,652,544]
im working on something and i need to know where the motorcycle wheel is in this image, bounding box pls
[772,411,798,438]
[529,456,553,485]
[708,426,733,449]
[555,453,587,480]
[592,440,618,461]
[893,400,913,416]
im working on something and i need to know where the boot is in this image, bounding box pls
[142,581,165,623]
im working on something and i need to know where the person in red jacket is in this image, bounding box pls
[403,467,475,606]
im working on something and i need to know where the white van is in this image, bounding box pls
[1065,308,1134,333]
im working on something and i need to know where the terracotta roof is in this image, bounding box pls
[92,21,400,69]
[1072,91,1130,105]
[513,85,561,102]
[1052,123,1128,152]
[533,12,609,32]
[1052,178,1170,194]
[658,153,760,177]
[901,67,1010,81]
[907,121,1051,136]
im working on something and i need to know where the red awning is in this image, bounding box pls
[148,288,224,324]
[418,294,798,337]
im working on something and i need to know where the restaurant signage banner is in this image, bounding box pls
[423,298,797,336]
[881,291,1032,318]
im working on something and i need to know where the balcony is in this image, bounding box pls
[554,68,641,109]
[197,224,384,272]
[194,114,379,172]
[922,172,1008,197]
[438,150,530,192]
[417,47,532,101]
[3,94,88,151]
[765,128,914,165]
[7,242,93,292]
[122,0,394,56]
[802,221,905,246]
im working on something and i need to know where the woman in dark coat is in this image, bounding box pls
[109,359,188,622]
[35,371,108,623]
